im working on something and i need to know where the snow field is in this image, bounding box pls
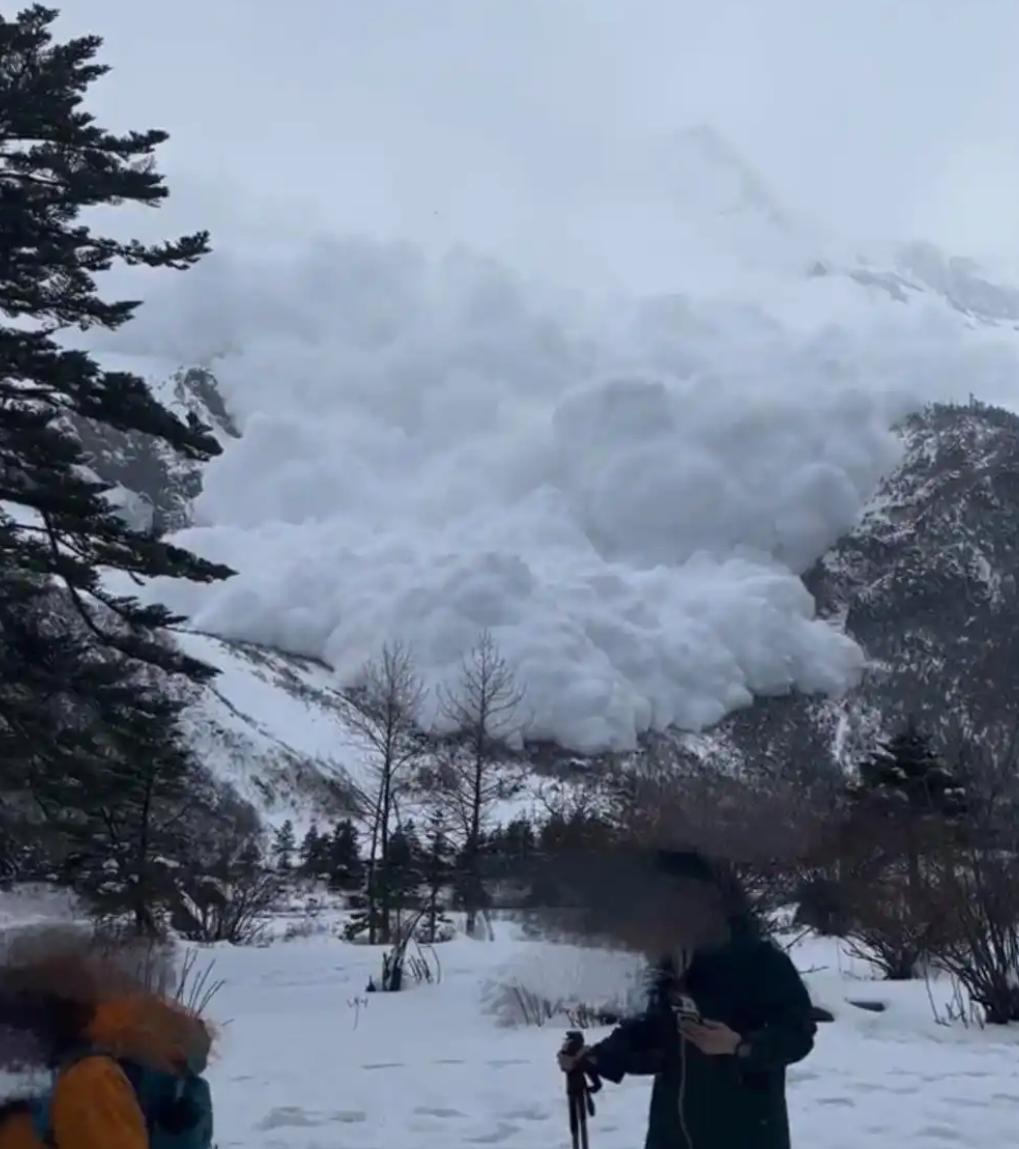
[2,888,1018,1148]
[205,928,1019,1149]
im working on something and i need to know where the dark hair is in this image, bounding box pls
[653,849,717,884]
[0,985,94,1067]
[654,849,759,940]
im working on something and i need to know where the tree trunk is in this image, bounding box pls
[366,803,382,945]
[465,730,484,937]
[379,745,394,944]
[132,775,155,937]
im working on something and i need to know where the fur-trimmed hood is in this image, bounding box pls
[84,994,211,1075]
[0,944,212,1074]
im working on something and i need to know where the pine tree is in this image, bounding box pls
[0,7,233,873]
[421,814,454,943]
[376,822,422,934]
[299,825,324,877]
[327,819,363,890]
[0,6,230,662]
[41,661,219,934]
[855,722,966,820]
[852,720,968,893]
[272,820,296,872]
[503,817,536,868]
[846,720,969,978]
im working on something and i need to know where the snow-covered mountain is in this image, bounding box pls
[668,399,1019,780]
[73,130,1019,824]
[82,380,1019,826]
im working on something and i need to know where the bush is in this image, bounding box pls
[172,867,281,945]
[483,944,644,1028]
[482,980,621,1029]
[923,732,1019,1023]
[282,918,329,943]
[843,871,946,980]
[793,875,853,937]
[928,847,1019,1024]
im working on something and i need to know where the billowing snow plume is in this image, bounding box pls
[120,231,1019,752]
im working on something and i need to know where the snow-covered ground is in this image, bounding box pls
[207,929,1019,1149]
[9,896,1019,1149]
[4,890,1018,1148]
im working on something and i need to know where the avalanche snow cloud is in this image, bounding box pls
[133,239,1016,751]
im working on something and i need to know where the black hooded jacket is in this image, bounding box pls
[585,858,815,1149]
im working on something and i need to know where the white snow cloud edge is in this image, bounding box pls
[114,237,1019,752]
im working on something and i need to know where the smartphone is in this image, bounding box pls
[674,994,702,1024]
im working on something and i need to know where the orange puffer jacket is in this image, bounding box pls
[0,994,211,1149]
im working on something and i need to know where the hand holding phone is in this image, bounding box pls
[674,994,702,1025]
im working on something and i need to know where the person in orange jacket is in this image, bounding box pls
[0,944,213,1149]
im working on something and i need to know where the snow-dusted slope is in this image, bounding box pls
[171,632,360,827]
[68,366,238,533]
[692,400,1019,778]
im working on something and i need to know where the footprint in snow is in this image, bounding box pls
[258,1108,318,1130]
[257,1107,367,1130]
[816,1097,855,1108]
[500,1106,549,1122]
[486,1058,527,1067]
[789,1069,820,1084]
[916,1126,965,1142]
[361,1061,405,1070]
[465,1121,520,1144]
[414,1106,467,1119]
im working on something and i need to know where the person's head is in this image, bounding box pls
[0,951,99,1066]
[537,844,753,966]
[0,929,212,1075]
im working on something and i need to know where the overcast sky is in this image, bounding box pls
[54,0,1019,290]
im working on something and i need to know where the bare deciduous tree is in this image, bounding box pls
[341,643,426,944]
[435,631,524,938]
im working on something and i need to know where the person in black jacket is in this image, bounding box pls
[557,850,815,1149]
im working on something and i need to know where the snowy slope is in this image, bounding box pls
[170,632,362,828]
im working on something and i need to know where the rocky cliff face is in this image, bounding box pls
[705,400,1019,775]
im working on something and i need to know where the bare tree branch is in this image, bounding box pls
[338,642,426,944]
[433,631,524,938]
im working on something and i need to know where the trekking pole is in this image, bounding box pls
[562,1029,601,1149]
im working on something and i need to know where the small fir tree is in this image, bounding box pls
[272,820,296,872]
